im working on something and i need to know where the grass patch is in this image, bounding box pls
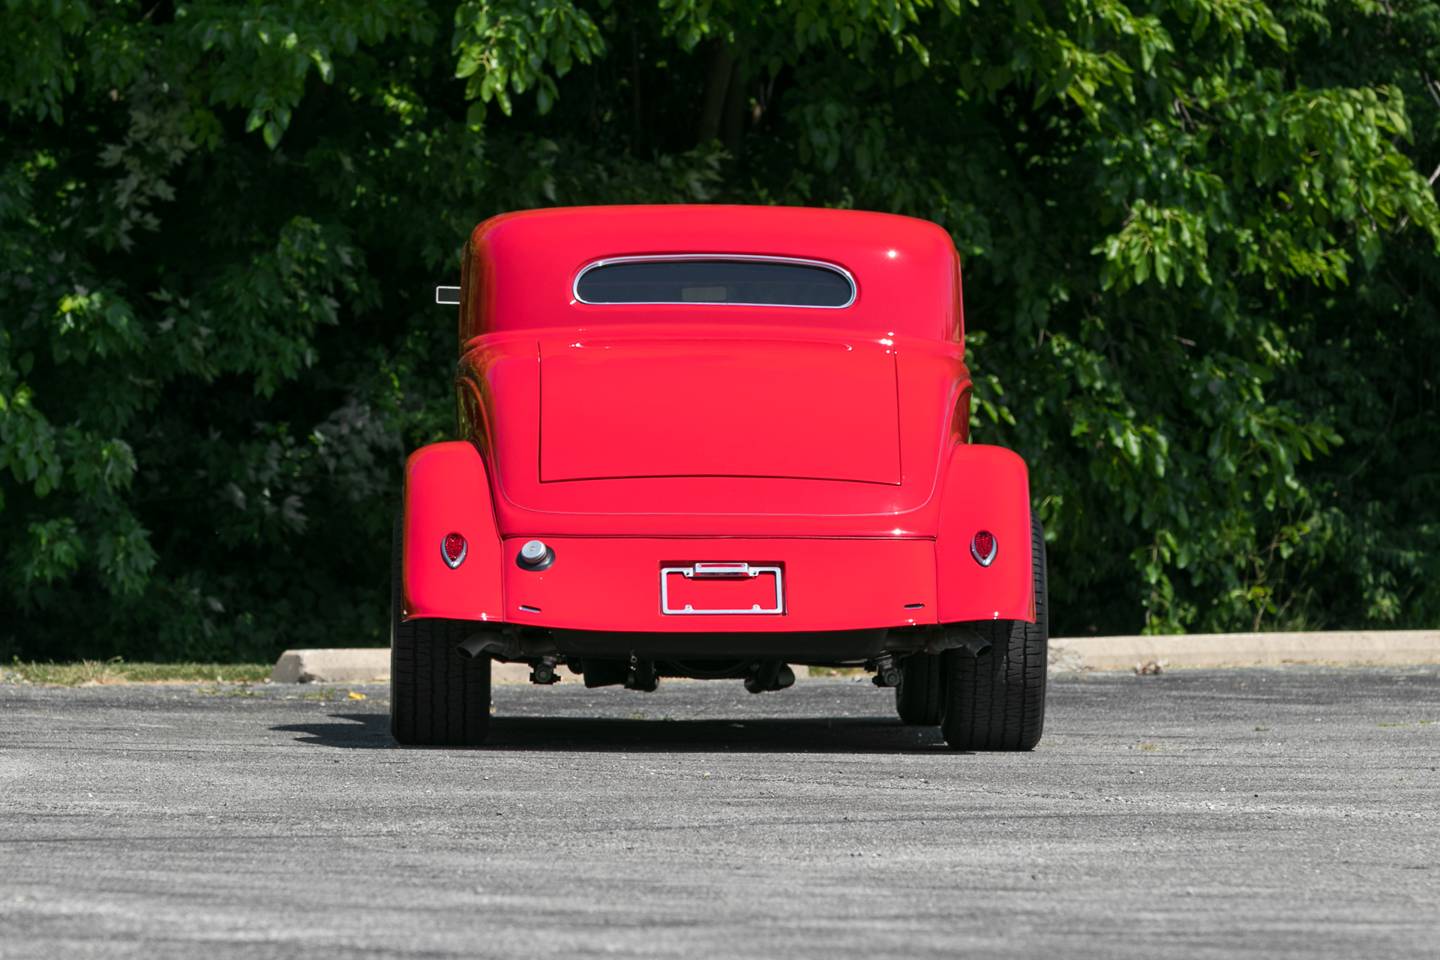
[195,684,261,698]
[4,658,271,686]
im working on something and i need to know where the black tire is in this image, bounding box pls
[390,517,491,746]
[940,514,1047,751]
[894,653,944,725]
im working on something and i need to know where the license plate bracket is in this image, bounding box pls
[660,563,784,615]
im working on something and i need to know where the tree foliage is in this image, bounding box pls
[2,0,1437,658]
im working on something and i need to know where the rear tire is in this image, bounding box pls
[939,514,1047,751]
[894,654,944,725]
[390,517,491,746]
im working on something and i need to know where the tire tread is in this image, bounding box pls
[940,514,1048,751]
[389,516,490,747]
[894,654,944,725]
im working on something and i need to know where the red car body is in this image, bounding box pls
[393,205,1047,749]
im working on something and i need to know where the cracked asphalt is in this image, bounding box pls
[1,669,1437,959]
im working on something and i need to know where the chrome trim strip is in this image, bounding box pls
[691,561,752,578]
[660,563,785,615]
[573,254,857,309]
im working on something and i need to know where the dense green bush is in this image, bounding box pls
[2,0,1437,660]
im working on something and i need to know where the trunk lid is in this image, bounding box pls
[539,337,900,484]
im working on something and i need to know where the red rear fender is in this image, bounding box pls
[935,444,1035,623]
[403,442,504,621]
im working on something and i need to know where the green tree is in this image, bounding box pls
[2,0,1437,659]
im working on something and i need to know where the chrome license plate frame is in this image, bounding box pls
[660,562,785,615]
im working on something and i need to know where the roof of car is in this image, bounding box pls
[465,205,962,341]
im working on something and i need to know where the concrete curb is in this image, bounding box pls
[271,632,1440,683]
[271,649,535,684]
[271,649,391,684]
[1051,630,1440,672]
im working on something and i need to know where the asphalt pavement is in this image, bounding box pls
[1,669,1437,959]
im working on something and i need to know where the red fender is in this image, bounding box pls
[403,441,504,621]
[935,443,1035,623]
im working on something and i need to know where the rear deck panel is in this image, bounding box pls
[500,536,938,633]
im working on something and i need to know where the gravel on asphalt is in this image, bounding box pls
[1,669,1437,959]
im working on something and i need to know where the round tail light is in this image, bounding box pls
[970,530,997,567]
[442,532,468,568]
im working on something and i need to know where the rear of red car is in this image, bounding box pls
[393,205,1047,749]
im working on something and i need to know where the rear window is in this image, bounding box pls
[574,257,855,308]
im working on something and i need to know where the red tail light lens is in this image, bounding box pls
[442,532,467,568]
[970,530,997,567]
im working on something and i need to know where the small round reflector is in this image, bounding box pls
[970,530,997,567]
[442,532,467,568]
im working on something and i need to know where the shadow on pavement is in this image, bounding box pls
[272,712,951,754]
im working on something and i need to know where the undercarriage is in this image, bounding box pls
[451,621,999,691]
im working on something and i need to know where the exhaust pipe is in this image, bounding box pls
[457,632,518,660]
[457,635,490,658]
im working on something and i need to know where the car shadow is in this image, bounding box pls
[272,712,953,754]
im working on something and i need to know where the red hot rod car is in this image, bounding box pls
[395,205,1047,750]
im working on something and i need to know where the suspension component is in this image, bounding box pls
[744,660,796,694]
[530,655,561,685]
[871,653,901,688]
[625,654,658,692]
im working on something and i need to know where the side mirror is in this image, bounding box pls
[434,285,461,305]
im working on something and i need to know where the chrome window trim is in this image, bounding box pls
[573,254,857,309]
